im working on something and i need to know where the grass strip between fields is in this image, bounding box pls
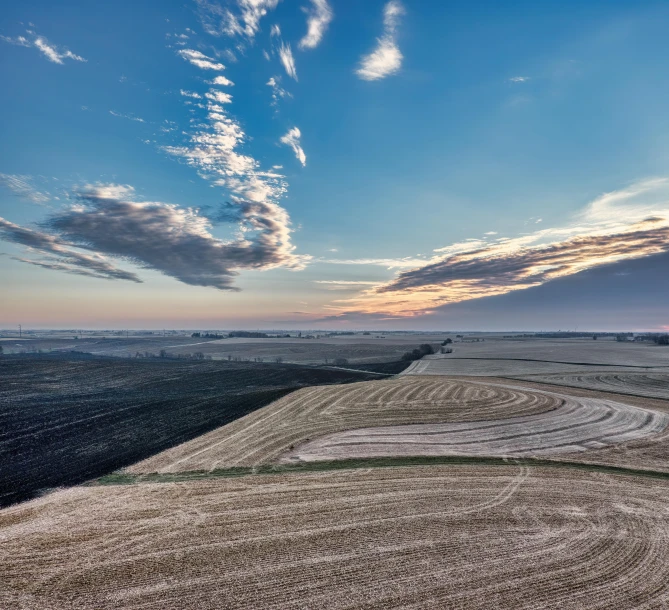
[88,456,669,486]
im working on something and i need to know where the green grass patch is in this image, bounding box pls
[87,455,669,487]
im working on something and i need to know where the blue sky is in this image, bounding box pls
[1,0,669,330]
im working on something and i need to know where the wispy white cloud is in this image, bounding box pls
[0,174,50,205]
[109,110,145,123]
[163,80,308,275]
[321,257,429,268]
[195,0,280,40]
[356,1,405,81]
[1,32,86,64]
[180,89,203,98]
[279,42,298,80]
[205,89,233,104]
[177,48,225,70]
[210,75,234,86]
[299,0,333,50]
[315,280,380,286]
[267,76,292,106]
[280,127,307,166]
[509,76,531,83]
[271,24,281,37]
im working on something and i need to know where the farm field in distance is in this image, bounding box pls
[0,330,451,364]
[2,332,669,608]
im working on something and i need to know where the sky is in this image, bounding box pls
[1,0,669,331]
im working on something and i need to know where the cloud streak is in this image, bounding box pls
[195,0,279,40]
[0,174,50,204]
[280,127,306,166]
[163,47,309,280]
[356,1,405,81]
[1,32,86,64]
[177,49,225,70]
[267,76,292,106]
[329,178,669,316]
[299,0,333,50]
[279,42,298,80]
[0,214,140,283]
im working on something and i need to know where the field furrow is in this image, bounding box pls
[128,378,563,473]
[280,391,669,462]
[2,465,669,609]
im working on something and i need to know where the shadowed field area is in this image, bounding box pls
[0,355,384,507]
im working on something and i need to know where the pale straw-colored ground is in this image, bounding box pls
[508,371,669,400]
[281,387,669,463]
[3,465,669,609]
[128,377,562,473]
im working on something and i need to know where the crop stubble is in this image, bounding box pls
[282,388,669,463]
[508,372,669,400]
[2,465,669,609]
[128,377,562,473]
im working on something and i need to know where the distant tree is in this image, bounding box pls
[655,335,669,346]
[442,338,453,345]
[228,331,269,339]
[194,352,205,360]
[0,345,3,355]
[401,343,436,362]
[334,357,349,366]
[593,335,598,340]
[191,332,201,338]
[275,356,283,363]
[159,349,168,358]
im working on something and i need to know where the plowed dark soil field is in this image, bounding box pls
[0,355,382,507]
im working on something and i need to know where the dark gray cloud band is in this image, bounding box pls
[0,184,306,290]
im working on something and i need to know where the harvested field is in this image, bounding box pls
[3,464,669,609]
[281,389,669,462]
[128,377,563,473]
[443,337,669,368]
[509,372,669,400]
[401,356,669,377]
[0,355,382,507]
[3,333,446,364]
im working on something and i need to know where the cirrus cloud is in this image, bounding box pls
[299,0,333,50]
[356,1,405,81]
[1,31,86,64]
[280,127,306,166]
[177,48,225,70]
